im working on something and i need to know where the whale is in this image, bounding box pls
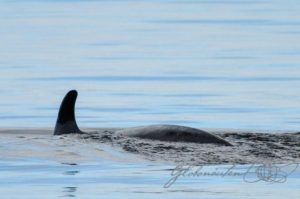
[54,90,232,146]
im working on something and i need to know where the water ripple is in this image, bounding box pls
[26,76,300,82]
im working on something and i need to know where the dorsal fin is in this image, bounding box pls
[54,90,82,135]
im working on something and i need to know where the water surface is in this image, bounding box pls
[1,0,300,130]
[1,1,300,197]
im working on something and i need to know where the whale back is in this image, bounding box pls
[115,125,232,146]
[53,90,232,146]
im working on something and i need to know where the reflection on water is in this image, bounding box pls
[63,170,79,176]
[58,163,79,197]
[0,158,299,199]
[0,1,299,197]
[62,187,77,198]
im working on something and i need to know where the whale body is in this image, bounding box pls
[54,90,232,146]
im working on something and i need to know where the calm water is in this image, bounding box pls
[0,158,299,199]
[0,1,300,198]
[1,0,300,130]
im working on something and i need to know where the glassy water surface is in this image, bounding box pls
[0,1,300,198]
[1,0,300,130]
[0,158,299,199]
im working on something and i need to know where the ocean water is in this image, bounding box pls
[0,1,300,198]
[0,0,300,130]
[0,158,299,199]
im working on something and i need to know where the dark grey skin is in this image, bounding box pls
[54,90,232,146]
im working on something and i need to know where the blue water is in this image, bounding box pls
[0,1,300,198]
[0,158,299,199]
[1,0,300,130]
